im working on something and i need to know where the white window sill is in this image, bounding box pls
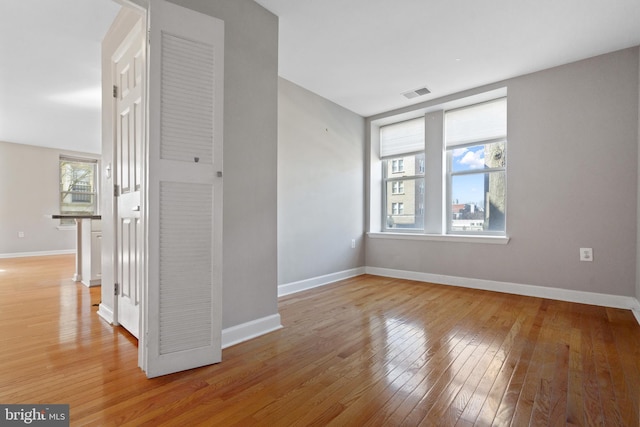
[367,232,510,245]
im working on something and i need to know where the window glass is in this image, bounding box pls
[391,181,404,194]
[450,171,506,232]
[446,98,507,234]
[384,153,425,231]
[450,142,506,173]
[391,159,404,173]
[59,157,98,225]
[375,93,506,237]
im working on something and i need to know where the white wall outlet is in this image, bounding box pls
[351,239,356,249]
[17,231,25,238]
[580,247,593,262]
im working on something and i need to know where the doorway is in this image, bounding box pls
[99,2,146,344]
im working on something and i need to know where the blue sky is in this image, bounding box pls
[451,146,485,205]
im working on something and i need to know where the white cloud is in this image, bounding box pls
[452,147,468,158]
[459,150,484,169]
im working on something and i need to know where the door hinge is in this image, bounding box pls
[114,283,119,295]
[112,85,118,98]
[147,29,150,44]
[114,184,120,197]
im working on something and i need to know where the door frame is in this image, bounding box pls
[100,0,148,369]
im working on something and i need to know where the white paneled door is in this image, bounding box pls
[113,18,145,339]
[143,0,224,378]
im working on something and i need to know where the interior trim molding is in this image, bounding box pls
[278,267,366,297]
[0,249,75,259]
[366,266,640,319]
[97,304,283,351]
[221,313,282,349]
[97,303,114,324]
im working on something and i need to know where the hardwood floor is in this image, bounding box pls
[0,255,639,426]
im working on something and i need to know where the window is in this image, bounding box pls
[59,156,98,225]
[373,91,507,238]
[392,181,404,194]
[392,159,404,173]
[445,98,507,234]
[380,117,425,231]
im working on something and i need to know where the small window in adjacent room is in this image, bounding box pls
[59,156,98,226]
[380,117,425,231]
[445,98,507,234]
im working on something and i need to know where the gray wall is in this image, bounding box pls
[367,47,640,298]
[169,0,279,328]
[278,78,365,285]
[0,141,99,256]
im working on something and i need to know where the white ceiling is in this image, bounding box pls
[0,0,121,154]
[1,0,639,154]
[255,0,640,117]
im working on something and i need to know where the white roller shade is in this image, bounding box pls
[445,98,506,147]
[380,117,424,158]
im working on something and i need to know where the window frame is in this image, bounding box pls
[444,98,507,236]
[391,180,405,195]
[382,152,425,232]
[391,159,404,173]
[59,156,99,226]
[369,88,509,241]
[379,116,426,233]
[391,202,401,215]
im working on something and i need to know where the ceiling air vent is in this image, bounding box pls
[402,87,431,99]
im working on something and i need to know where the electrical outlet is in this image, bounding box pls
[351,239,356,249]
[580,247,593,262]
[17,231,24,238]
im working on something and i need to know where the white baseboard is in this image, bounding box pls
[82,278,101,287]
[221,313,282,349]
[98,305,282,348]
[97,303,114,324]
[278,267,366,297]
[0,249,75,259]
[365,267,640,315]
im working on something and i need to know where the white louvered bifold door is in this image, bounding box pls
[144,0,224,378]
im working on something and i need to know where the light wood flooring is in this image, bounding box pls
[0,254,639,426]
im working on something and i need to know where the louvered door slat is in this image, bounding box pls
[159,182,213,354]
[160,32,215,165]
